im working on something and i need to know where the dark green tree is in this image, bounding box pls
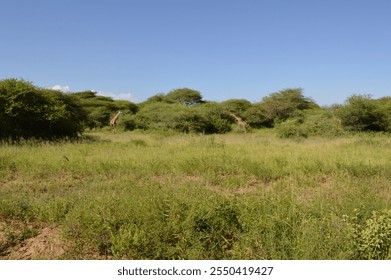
[133,103,183,131]
[142,93,166,105]
[70,91,138,129]
[335,94,389,132]
[0,78,86,139]
[191,103,232,134]
[242,104,272,128]
[219,99,252,115]
[260,88,318,125]
[164,88,204,106]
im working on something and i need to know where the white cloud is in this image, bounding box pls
[51,85,70,92]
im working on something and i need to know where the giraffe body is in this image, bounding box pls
[230,113,247,133]
[110,111,122,127]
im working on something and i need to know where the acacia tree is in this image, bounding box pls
[242,104,271,128]
[164,88,204,106]
[335,94,389,132]
[69,91,138,128]
[219,99,252,115]
[0,78,86,139]
[260,88,318,125]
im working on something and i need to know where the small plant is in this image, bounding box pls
[193,201,242,259]
[7,228,38,246]
[346,209,391,259]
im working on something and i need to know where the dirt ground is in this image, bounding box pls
[0,220,65,260]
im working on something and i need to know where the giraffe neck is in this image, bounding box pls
[110,112,121,126]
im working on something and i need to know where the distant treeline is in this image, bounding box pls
[1,78,391,139]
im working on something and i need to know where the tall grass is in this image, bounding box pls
[1,131,391,259]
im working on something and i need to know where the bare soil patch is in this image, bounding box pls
[0,220,65,260]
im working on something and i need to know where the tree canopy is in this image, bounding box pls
[2,77,391,138]
[0,78,87,139]
[69,90,138,128]
[259,88,319,124]
[335,94,391,132]
[164,88,204,106]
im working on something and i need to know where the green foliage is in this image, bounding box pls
[276,109,345,138]
[377,97,391,131]
[173,109,210,133]
[260,88,319,125]
[276,119,308,139]
[116,113,137,131]
[142,93,166,104]
[131,102,232,134]
[300,110,345,137]
[4,77,391,136]
[141,88,204,107]
[87,107,113,128]
[335,94,390,132]
[192,103,232,134]
[69,91,138,129]
[133,103,182,131]
[220,99,252,115]
[164,88,204,106]
[193,201,242,259]
[0,78,86,139]
[346,209,391,259]
[242,104,271,128]
[113,100,138,114]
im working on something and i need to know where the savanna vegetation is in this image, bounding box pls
[1,78,391,260]
[2,78,391,139]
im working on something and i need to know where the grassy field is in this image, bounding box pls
[1,130,391,259]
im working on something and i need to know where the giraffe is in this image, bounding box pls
[109,111,122,127]
[230,113,248,133]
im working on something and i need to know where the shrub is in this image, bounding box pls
[0,78,86,140]
[192,201,242,259]
[173,110,210,133]
[276,109,345,138]
[219,99,252,115]
[276,119,308,139]
[242,104,272,128]
[335,95,389,132]
[191,103,232,134]
[346,209,391,259]
[164,88,204,107]
[133,103,181,131]
[301,110,345,137]
[260,88,319,125]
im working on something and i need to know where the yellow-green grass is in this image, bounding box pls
[1,130,391,259]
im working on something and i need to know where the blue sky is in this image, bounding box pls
[1,0,390,105]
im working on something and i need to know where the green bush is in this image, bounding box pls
[164,88,204,107]
[242,104,272,128]
[276,109,345,138]
[276,119,308,139]
[301,110,345,137]
[260,88,319,125]
[192,201,242,259]
[219,99,252,115]
[133,103,183,131]
[347,209,391,259]
[191,103,232,134]
[173,110,210,133]
[335,95,389,132]
[69,91,138,129]
[0,78,86,140]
